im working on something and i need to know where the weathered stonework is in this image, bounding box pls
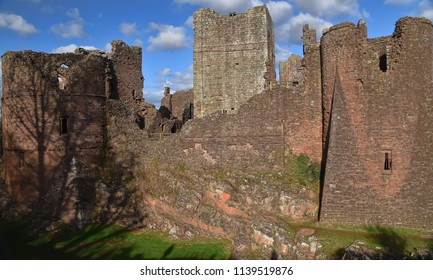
[1,50,108,203]
[279,54,302,87]
[320,17,433,229]
[1,41,166,204]
[193,5,276,118]
[2,5,433,257]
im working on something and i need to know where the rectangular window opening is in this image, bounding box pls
[60,117,68,135]
[384,151,392,172]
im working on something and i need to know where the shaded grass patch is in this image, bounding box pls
[0,221,232,260]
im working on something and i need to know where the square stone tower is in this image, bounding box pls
[193,5,276,118]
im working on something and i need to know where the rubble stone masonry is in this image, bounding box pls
[2,7,433,231]
[1,41,146,203]
[193,5,276,118]
[320,17,433,229]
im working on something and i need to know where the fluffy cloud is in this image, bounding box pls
[158,67,193,90]
[275,44,292,63]
[120,22,138,36]
[276,12,332,46]
[144,65,194,106]
[51,44,97,53]
[416,0,433,20]
[51,8,86,38]
[293,0,362,18]
[385,0,416,4]
[134,39,144,46]
[265,1,293,23]
[0,12,38,35]
[105,43,112,53]
[174,0,263,13]
[185,15,194,27]
[147,23,189,51]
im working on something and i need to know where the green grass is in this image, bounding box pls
[0,221,232,260]
[283,220,433,259]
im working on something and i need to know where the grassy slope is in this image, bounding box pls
[0,221,232,260]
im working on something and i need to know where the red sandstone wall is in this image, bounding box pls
[320,17,433,228]
[1,51,107,202]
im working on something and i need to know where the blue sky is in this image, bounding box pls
[1,0,433,107]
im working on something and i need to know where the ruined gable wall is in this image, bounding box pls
[279,54,302,87]
[320,18,433,228]
[1,51,107,203]
[193,5,276,118]
[110,41,143,103]
[109,41,164,133]
[171,89,194,122]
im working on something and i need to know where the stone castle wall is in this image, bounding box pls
[320,17,433,228]
[1,41,149,203]
[193,5,276,118]
[1,51,108,202]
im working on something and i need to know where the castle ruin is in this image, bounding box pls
[2,5,433,232]
[193,6,276,118]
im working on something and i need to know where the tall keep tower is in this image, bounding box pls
[193,5,276,118]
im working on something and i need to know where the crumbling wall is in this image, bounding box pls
[279,54,302,87]
[320,17,433,228]
[171,89,194,123]
[193,5,276,118]
[1,51,107,203]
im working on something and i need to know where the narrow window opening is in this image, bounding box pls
[60,117,68,135]
[222,110,227,114]
[231,107,235,111]
[293,81,299,86]
[379,54,387,72]
[384,152,392,171]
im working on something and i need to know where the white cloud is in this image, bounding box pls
[265,1,293,23]
[105,42,112,52]
[66,8,83,23]
[51,44,97,53]
[276,12,332,46]
[144,65,194,106]
[185,15,194,27]
[143,89,164,107]
[175,0,263,13]
[0,12,38,35]
[120,22,138,36]
[147,23,189,51]
[293,0,362,18]
[134,39,143,46]
[157,67,193,90]
[275,44,291,62]
[385,0,416,4]
[160,68,171,76]
[173,71,193,90]
[416,0,433,20]
[51,8,86,38]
